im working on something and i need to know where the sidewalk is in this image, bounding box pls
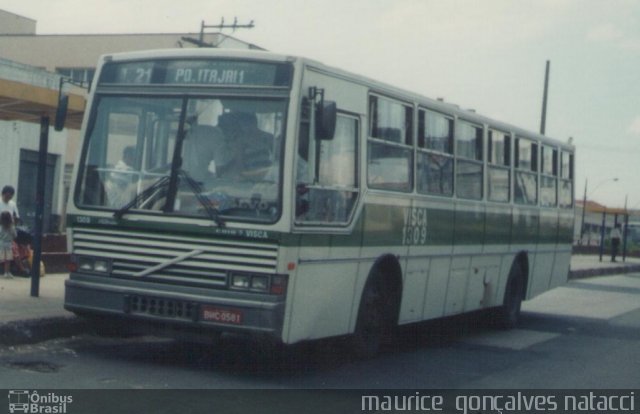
[2,255,640,346]
[0,273,87,345]
[568,254,640,279]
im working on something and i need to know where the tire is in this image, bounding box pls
[351,273,398,359]
[496,261,525,329]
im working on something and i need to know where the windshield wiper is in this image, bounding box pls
[113,170,225,227]
[113,175,170,219]
[177,169,225,227]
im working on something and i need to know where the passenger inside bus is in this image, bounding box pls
[105,145,137,207]
[217,111,274,178]
[182,124,229,185]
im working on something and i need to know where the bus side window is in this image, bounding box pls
[296,115,359,224]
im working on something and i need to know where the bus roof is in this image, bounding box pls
[100,48,574,152]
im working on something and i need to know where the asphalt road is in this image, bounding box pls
[1,273,639,405]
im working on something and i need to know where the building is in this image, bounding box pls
[574,200,639,246]
[0,8,261,232]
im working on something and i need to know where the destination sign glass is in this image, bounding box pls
[99,59,292,87]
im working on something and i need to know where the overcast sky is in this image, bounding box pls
[2,0,639,208]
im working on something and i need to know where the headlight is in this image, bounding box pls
[229,273,287,295]
[76,256,111,274]
[78,257,94,272]
[232,274,250,289]
[94,260,109,273]
[250,275,268,292]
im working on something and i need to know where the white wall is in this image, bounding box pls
[0,120,67,220]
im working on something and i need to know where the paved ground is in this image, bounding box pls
[1,254,640,345]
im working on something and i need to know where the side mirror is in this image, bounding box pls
[54,94,69,131]
[315,100,336,140]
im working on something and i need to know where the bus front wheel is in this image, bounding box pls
[351,273,397,359]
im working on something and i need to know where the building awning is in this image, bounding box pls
[0,77,85,129]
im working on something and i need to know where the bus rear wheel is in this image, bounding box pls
[495,262,525,329]
[351,274,397,359]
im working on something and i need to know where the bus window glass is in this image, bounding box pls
[542,146,557,176]
[456,120,483,200]
[76,95,286,222]
[456,121,482,161]
[487,129,510,203]
[417,152,453,196]
[516,138,538,172]
[457,160,483,200]
[540,146,558,207]
[417,109,454,196]
[540,176,557,207]
[488,167,509,202]
[488,130,510,166]
[559,150,573,208]
[419,110,453,153]
[559,180,573,208]
[369,95,412,145]
[561,151,573,179]
[368,142,412,192]
[298,115,359,224]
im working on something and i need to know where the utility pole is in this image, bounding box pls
[194,17,255,47]
[540,60,550,135]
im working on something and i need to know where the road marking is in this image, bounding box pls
[461,329,559,350]
[523,275,640,320]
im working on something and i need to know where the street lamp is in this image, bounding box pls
[579,177,619,243]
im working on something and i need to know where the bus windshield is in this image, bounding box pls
[75,95,286,222]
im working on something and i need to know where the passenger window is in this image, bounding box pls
[540,146,558,207]
[456,120,483,200]
[417,109,454,196]
[559,151,573,208]
[297,115,359,225]
[514,138,538,205]
[487,129,510,203]
[367,95,413,192]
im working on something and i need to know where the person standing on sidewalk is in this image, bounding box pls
[610,223,622,262]
[0,185,20,224]
[0,211,17,278]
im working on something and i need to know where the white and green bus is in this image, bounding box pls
[64,48,574,357]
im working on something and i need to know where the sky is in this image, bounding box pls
[2,0,639,208]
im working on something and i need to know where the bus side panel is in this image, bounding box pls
[401,198,454,324]
[287,261,359,342]
[466,255,501,311]
[550,250,571,289]
[422,257,452,320]
[511,206,539,300]
[529,250,555,298]
[445,257,471,316]
[529,209,559,298]
[549,210,573,289]
[448,201,485,315]
[400,256,429,323]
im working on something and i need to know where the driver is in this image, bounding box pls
[182,124,231,186]
[217,111,273,179]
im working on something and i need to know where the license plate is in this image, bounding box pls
[201,306,243,325]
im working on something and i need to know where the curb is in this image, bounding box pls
[0,316,90,346]
[2,265,639,347]
[569,264,640,280]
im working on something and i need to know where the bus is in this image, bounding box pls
[63,48,574,357]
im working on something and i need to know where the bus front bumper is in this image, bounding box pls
[64,274,286,339]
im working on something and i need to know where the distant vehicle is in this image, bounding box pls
[63,48,575,357]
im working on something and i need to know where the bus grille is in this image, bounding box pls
[71,227,279,289]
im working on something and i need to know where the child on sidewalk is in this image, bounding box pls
[1,211,17,278]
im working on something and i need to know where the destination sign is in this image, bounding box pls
[99,59,292,87]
